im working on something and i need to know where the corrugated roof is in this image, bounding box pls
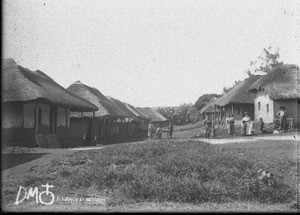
[215,75,262,107]
[67,81,123,118]
[2,58,98,111]
[137,107,168,122]
[248,64,300,100]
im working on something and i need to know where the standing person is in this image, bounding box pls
[203,115,212,138]
[225,114,231,135]
[277,106,287,131]
[168,122,174,139]
[258,117,264,135]
[241,112,251,136]
[228,114,235,137]
[148,121,155,139]
[156,127,162,139]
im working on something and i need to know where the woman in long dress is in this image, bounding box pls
[225,114,230,135]
[241,112,251,136]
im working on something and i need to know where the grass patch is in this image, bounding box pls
[2,139,298,208]
[33,141,300,204]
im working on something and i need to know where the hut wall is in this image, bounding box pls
[37,103,51,135]
[223,104,254,122]
[2,102,25,142]
[254,92,275,123]
[273,99,299,125]
[56,106,70,141]
[23,102,35,141]
[140,120,149,131]
[69,117,91,140]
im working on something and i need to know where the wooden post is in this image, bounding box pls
[22,103,24,129]
[241,105,243,119]
[81,112,83,139]
[34,102,39,135]
[65,108,68,141]
[231,103,234,115]
[92,111,95,141]
[219,106,222,124]
[214,105,216,125]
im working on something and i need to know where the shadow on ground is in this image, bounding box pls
[1,153,49,170]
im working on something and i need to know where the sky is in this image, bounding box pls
[3,0,300,107]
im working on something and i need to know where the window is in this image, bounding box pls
[38,107,42,126]
[258,102,261,111]
[266,104,269,113]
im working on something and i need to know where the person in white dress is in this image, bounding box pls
[241,112,251,136]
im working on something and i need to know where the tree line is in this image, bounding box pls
[157,46,283,125]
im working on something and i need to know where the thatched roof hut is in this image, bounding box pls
[199,97,219,114]
[124,103,151,121]
[248,64,300,99]
[106,96,138,120]
[67,81,122,118]
[215,75,262,107]
[2,58,98,112]
[137,107,168,122]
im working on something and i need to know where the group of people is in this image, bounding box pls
[226,112,265,136]
[204,106,288,138]
[148,121,174,139]
[147,106,289,140]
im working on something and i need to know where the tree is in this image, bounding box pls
[245,46,283,76]
[194,94,221,111]
[173,103,194,125]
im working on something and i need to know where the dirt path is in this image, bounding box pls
[194,134,299,144]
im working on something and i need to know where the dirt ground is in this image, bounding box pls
[1,129,299,212]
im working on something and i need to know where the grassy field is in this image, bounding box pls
[2,130,299,212]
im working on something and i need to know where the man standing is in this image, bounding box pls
[148,121,155,139]
[203,115,212,138]
[277,106,287,131]
[168,122,174,139]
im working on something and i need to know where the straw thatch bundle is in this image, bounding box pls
[67,81,124,118]
[215,75,262,107]
[137,107,168,122]
[2,58,98,111]
[248,64,300,100]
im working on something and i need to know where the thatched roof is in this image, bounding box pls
[215,75,262,107]
[67,81,123,118]
[248,64,300,100]
[124,103,151,121]
[106,96,139,120]
[2,58,98,111]
[199,97,219,114]
[137,107,168,122]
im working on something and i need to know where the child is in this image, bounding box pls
[258,118,264,135]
